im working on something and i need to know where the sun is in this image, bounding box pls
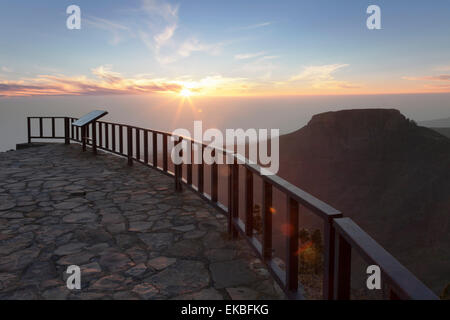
[179,88,192,97]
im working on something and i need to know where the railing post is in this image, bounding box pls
[51,117,55,138]
[127,126,133,166]
[112,124,116,152]
[152,132,157,167]
[144,130,149,164]
[231,158,239,239]
[174,137,183,192]
[163,134,168,172]
[27,117,31,144]
[135,128,140,161]
[187,141,193,185]
[334,233,352,300]
[81,126,87,151]
[98,122,103,147]
[105,123,109,149]
[39,117,43,138]
[262,180,273,260]
[227,162,233,235]
[198,144,204,194]
[323,216,337,299]
[245,167,253,237]
[211,148,218,202]
[92,121,97,154]
[286,197,299,292]
[71,118,75,140]
[119,125,124,154]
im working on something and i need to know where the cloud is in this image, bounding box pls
[0,66,182,97]
[1,66,13,73]
[289,64,357,89]
[154,24,177,49]
[238,55,279,80]
[404,74,450,81]
[178,38,222,57]
[232,22,272,31]
[234,52,265,60]
[84,16,133,45]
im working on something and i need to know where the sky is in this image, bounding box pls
[0,0,450,97]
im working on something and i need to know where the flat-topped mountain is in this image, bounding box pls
[278,108,450,295]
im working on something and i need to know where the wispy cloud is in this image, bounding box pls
[0,66,182,97]
[84,16,133,45]
[1,66,13,73]
[232,22,272,31]
[404,74,450,81]
[289,64,357,89]
[234,51,265,60]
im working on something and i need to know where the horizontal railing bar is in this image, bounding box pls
[333,218,438,300]
[28,116,67,119]
[29,136,66,139]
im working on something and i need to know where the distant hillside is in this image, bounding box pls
[278,109,450,295]
[430,128,450,139]
[419,116,450,128]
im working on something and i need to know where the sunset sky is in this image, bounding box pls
[1,0,450,97]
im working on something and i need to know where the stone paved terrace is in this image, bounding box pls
[0,143,285,300]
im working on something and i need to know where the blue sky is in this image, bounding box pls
[0,0,450,96]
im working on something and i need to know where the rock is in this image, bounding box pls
[132,283,160,299]
[42,286,69,300]
[147,257,176,271]
[112,291,138,300]
[106,223,126,234]
[183,230,206,240]
[99,252,134,272]
[138,233,173,251]
[91,274,126,291]
[101,214,124,224]
[81,262,102,277]
[56,251,95,266]
[0,232,34,255]
[171,224,196,232]
[209,260,259,289]
[54,242,87,256]
[152,219,173,230]
[205,248,237,262]
[54,201,83,210]
[43,181,71,189]
[226,287,258,300]
[62,212,97,223]
[145,260,209,296]
[128,221,154,232]
[0,273,17,291]
[125,263,147,277]
[173,288,223,300]
[165,239,202,258]
[70,191,86,197]
[0,201,16,211]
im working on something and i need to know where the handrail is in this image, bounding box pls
[25,115,439,300]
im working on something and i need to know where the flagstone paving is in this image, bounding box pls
[0,144,285,300]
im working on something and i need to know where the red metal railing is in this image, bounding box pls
[26,116,439,300]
